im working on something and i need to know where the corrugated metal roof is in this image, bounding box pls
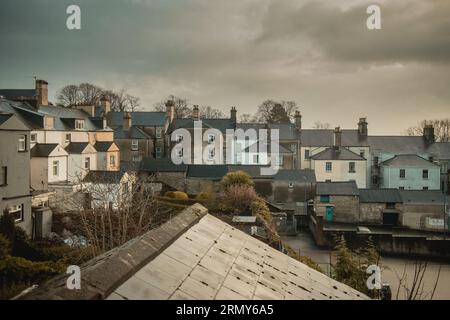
[316,181,359,196]
[107,214,368,300]
[359,189,403,203]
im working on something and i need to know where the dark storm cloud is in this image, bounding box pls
[0,0,449,134]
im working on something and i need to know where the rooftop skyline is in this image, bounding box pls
[1,0,449,134]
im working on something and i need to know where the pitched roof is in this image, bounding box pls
[106,211,367,300]
[399,190,449,205]
[168,118,234,134]
[367,136,427,154]
[316,181,359,196]
[82,170,126,183]
[359,189,403,203]
[107,111,166,127]
[94,141,115,152]
[0,89,36,100]
[65,142,91,154]
[0,113,12,126]
[380,154,439,167]
[140,158,187,172]
[113,126,152,139]
[301,129,368,147]
[186,164,229,179]
[311,147,365,161]
[274,169,316,182]
[30,143,60,157]
[427,142,450,160]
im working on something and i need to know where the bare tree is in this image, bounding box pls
[239,113,252,123]
[199,105,225,119]
[406,119,450,142]
[252,99,300,123]
[394,260,441,300]
[154,95,192,118]
[103,89,140,112]
[56,85,80,106]
[313,121,331,129]
[78,83,104,105]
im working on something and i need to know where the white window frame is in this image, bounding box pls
[75,119,85,130]
[84,157,90,170]
[131,140,139,151]
[9,204,24,223]
[18,134,26,151]
[326,162,332,172]
[30,133,37,144]
[52,160,59,176]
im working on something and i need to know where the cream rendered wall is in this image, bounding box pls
[67,152,96,182]
[300,147,327,169]
[30,130,89,146]
[313,160,367,188]
[47,155,68,183]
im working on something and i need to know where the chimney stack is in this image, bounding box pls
[423,124,435,144]
[334,127,342,149]
[358,117,368,137]
[294,111,302,131]
[100,95,111,116]
[123,112,132,131]
[192,105,200,120]
[165,100,175,123]
[230,107,237,124]
[35,79,48,106]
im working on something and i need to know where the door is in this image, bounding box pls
[325,206,333,222]
[383,211,399,226]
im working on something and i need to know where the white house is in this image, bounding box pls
[30,143,69,191]
[65,142,97,182]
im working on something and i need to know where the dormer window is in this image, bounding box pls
[75,119,85,130]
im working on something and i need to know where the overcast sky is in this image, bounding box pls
[1,0,449,134]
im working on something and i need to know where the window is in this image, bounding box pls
[156,128,162,138]
[155,147,162,158]
[30,133,37,143]
[0,167,7,186]
[84,157,90,170]
[305,150,310,160]
[399,169,406,179]
[360,150,365,158]
[208,148,215,159]
[52,160,59,176]
[131,140,139,151]
[65,133,71,144]
[423,169,429,179]
[75,119,85,130]
[9,204,24,223]
[208,134,215,143]
[326,162,332,172]
[253,154,259,164]
[320,195,330,203]
[423,187,429,190]
[18,135,26,151]
[373,156,379,166]
[110,155,116,167]
[349,162,356,173]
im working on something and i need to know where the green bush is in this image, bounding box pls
[221,171,254,190]
[251,200,271,223]
[196,192,214,201]
[0,234,11,260]
[164,191,189,199]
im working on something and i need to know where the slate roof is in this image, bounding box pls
[359,189,403,203]
[168,118,234,134]
[113,126,152,139]
[0,113,12,126]
[367,136,427,154]
[399,190,449,205]
[301,129,368,147]
[311,147,365,161]
[94,141,115,152]
[65,142,91,154]
[227,165,273,179]
[140,158,188,172]
[427,142,450,160]
[380,154,439,167]
[107,111,167,128]
[274,169,316,182]
[316,181,359,196]
[107,212,368,300]
[82,170,126,184]
[30,143,59,157]
[186,165,229,179]
[0,89,36,100]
